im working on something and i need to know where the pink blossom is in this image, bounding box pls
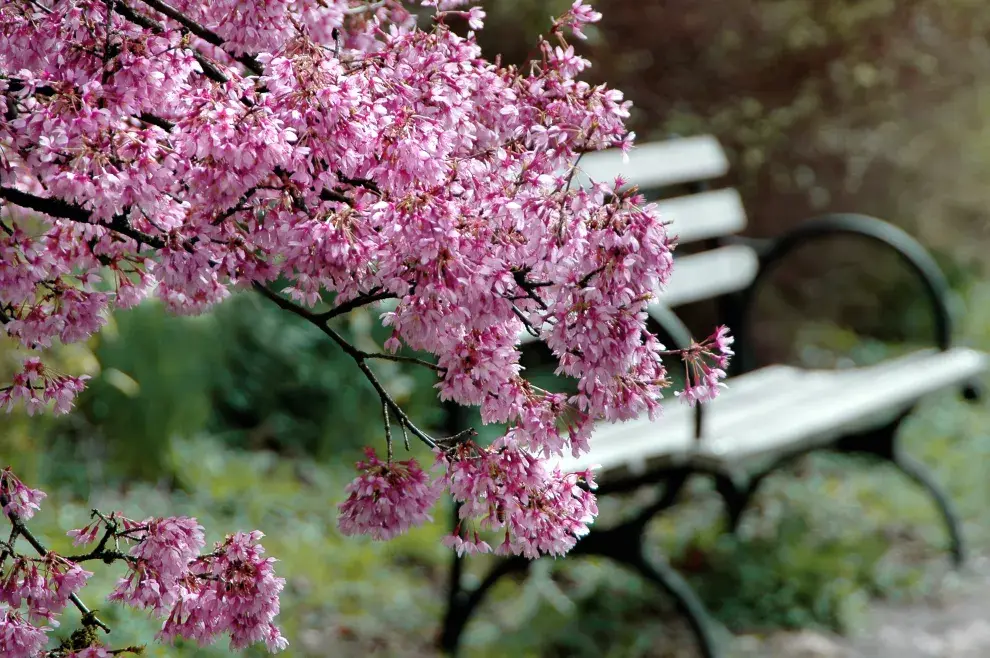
[0,360,89,417]
[0,0,731,564]
[437,439,599,558]
[555,0,603,39]
[0,468,46,521]
[0,607,49,658]
[108,516,205,613]
[338,448,442,540]
[158,531,288,653]
[1,554,92,626]
[674,325,735,407]
[66,520,101,547]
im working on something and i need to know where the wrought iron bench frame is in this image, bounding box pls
[437,139,986,658]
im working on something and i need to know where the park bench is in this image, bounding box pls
[439,135,989,657]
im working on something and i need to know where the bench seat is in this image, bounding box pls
[558,347,988,478]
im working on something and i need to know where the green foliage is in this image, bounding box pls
[79,303,221,480]
[60,293,444,480]
[203,294,443,460]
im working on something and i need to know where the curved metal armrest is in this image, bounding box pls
[734,213,954,374]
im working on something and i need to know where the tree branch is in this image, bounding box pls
[133,0,264,75]
[137,112,175,131]
[318,289,396,321]
[0,187,165,249]
[252,283,448,450]
[336,173,382,196]
[0,494,111,634]
[364,351,441,371]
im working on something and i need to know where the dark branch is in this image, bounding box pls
[0,494,111,634]
[510,303,540,338]
[511,268,549,310]
[319,188,353,205]
[137,112,174,131]
[337,173,382,196]
[364,352,441,371]
[252,283,445,450]
[133,0,264,75]
[0,187,165,249]
[318,289,396,321]
[578,264,606,288]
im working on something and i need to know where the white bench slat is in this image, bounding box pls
[558,347,988,475]
[659,244,759,308]
[572,136,729,191]
[700,347,988,463]
[658,188,747,244]
[560,365,805,476]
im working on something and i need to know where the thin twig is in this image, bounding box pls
[383,402,392,461]
[0,494,111,634]
[252,283,444,450]
[318,289,396,321]
[364,352,442,371]
[511,269,549,310]
[510,303,541,338]
[577,264,606,288]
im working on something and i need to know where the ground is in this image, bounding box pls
[742,555,990,658]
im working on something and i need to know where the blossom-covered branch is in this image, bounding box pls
[0,0,733,625]
[0,468,287,656]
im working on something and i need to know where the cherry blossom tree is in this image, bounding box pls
[0,0,732,654]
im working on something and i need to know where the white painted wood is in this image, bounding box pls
[698,347,988,463]
[554,365,803,475]
[660,244,760,308]
[571,136,729,191]
[557,347,989,475]
[658,188,747,244]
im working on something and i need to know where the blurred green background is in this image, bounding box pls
[5,0,990,656]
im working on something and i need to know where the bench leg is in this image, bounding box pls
[625,545,721,658]
[891,451,965,568]
[712,439,965,568]
[439,555,530,656]
[713,452,808,533]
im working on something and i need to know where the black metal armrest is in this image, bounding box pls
[733,213,956,375]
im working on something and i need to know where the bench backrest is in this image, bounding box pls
[520,135,757,345]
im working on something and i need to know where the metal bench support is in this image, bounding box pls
[713,412,965,568]
[439,471,722,657]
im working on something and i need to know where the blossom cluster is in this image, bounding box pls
[0,471,286,656]
[0,0,732,572]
